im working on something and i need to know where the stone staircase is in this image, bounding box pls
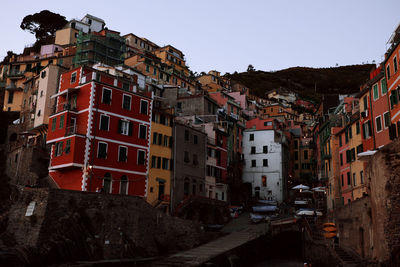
[334,245,361,266]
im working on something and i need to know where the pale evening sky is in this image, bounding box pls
[1,0,399,74]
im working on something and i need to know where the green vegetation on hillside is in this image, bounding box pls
[228,64,375,103]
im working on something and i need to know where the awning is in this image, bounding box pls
[357,150,377,161]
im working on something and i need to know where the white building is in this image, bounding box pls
[242,118,289,203]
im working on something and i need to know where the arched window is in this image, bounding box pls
[120,175,128,195]
[103,172,112,193]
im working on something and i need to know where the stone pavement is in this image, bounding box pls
[151,213,269,266]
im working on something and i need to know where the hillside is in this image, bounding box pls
[228,64,375,102]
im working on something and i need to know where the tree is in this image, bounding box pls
[247,64,255,72]
[20,10,67,41]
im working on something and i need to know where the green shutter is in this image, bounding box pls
[59,115,65,129]
[381,78,387,94]
[52,118,57,131]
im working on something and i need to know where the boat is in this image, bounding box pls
[296,208,322,217]
[250,213,268,223]
[252,205,278,213]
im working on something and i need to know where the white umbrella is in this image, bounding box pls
[312,187,326,192]
[292,184,310,190]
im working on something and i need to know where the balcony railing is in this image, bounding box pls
[65,124,77,136]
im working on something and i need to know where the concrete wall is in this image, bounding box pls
[172,123,206,210]
[3,188,204,265]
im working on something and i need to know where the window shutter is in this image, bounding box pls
[118,120,122,134]
[128,122,133,136]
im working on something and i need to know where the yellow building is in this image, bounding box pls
[147,106,174,213]
[3,49,74,112]
[347,112,367,200]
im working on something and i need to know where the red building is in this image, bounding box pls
[47,66,152,196]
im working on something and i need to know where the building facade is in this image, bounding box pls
[46,66,152,196]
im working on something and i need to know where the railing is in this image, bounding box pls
[65,124,77,136]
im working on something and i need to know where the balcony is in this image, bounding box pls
[7,70,25,79]
[65,124,78,136]
[230,112,239,120]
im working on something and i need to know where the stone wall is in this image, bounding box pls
[333,139,400,266]
[334,196,372,259]
[2,188,205,265]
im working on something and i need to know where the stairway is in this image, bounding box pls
[334,245,361,266]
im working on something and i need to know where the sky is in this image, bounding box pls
[1,0,399,74]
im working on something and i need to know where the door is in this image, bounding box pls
[158,181,165,200]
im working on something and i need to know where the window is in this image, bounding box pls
[140,100,148,115]
[102,88,112,104]
[348,127,352,139]
[356,122,360,134]
[384,112,390,128]
[122,82,129,91]
[41,71,46,78]
[153,133,158,144]
[264,121,272,126]
[146,65,150,72]
[52,118,57,131]
[185,130,189,141]
[339,135,342,146]
[373,84,379,100]
[263,146,268,153]
[347,172,351,186]
[353,173,357,186]
[71,72,77,83]
[103,173,112,193]
[387,65,391,80]
[8,91,14,103]
[363,96,368,110]
[360,171,364,184]
[194,135,198,144]
[59,115,65,129]
[65,139,71,154]
[294,140,298,148]
[341,175,344,187]
[100,115,110,131]
[363,121,372,139]
[340,153,343,166]
[118,146,128,162]
[55,142,63,156]
[157,157,161,168]
[98,142,107,158]
[251,160,256,167]
[139,125,147,139]
[295,164,299,170]
[394,56,398,73]
[184,151,190,163]
[158,133,162,145]
[151,156,157,168]
[263,159,268,167]
[122,94,131,110]
[120,175,128,195]
[376,116,382,132]
[249,134,254,141]
[262,176,267,187]
[357,144,363,154]
[251,146,256,154]
[164,135,169,146]
[294,151,298,160]
[137,150,145,165]
[390,90,398,109]
[381,78,387,95]
[304,150,308,160]
[162,158,169,169]
[153,67,157,75]
[118,120,132,136]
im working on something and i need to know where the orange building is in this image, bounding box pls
[197,70,231,92]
